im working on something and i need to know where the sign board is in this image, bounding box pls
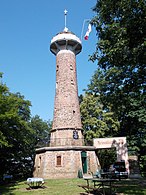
[93,137,129,173]
[93,137,126,149]
[73,130,79,139]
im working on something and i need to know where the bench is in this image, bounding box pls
[26,178,44,189]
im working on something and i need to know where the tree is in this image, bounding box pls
[0,79,33,178]
[87,0,146,171]
[30,115,52,147]
[80,93,119,167]
[0,73,52,179]
[0,73,10,147]
[80,93,119,144]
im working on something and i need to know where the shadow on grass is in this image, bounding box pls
[0,180,48,195]
[0,180,18,195]
[113,178,146,195]
[79,178,146,195]
[25,186,47,191]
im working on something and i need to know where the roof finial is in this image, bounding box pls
[64,9,68,32]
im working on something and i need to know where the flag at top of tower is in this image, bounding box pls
[84,23,92,40]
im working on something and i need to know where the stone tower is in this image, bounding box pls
[50,30,83,147]
[33,17,99,179]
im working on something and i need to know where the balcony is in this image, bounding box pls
[36,138,93,148]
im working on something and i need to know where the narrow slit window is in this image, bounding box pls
[56,82,58,89]
[73,110,75,114]
[56,65,59,72]
[70,64,73,70]
[71,79,74,85]
[56,155,61,166]
[38,156,41,168]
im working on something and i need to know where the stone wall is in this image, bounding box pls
[52,50,82,130]
[33,147,98,179]
[50,129,84,146]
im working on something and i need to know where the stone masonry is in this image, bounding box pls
[49,31,84,147]
[53,50,82,130]
[33,30,99,179]
[50,49,83,146]
[34,146,99,179]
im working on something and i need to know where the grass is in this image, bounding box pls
[0,177,146,195]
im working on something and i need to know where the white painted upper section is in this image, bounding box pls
[51,32,81,44]
[57,49,74,54]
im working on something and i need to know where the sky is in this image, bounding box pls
[0,0,98,121]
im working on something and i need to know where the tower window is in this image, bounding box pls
[70,64,73,70]
[56,155,62,166]
[73,110,75,114]
[38,156,41,168]
[56,65,59,72]
[71,80,74,85]
[56,82,58,89]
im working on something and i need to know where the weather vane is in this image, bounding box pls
[64,9,68,32]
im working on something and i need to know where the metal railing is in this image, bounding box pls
[36,138,93,148]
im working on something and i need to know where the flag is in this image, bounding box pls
[84,24,92,40]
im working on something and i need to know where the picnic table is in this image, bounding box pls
[26,177,44,188]
[101,172,113,178]
[78,177,118,195]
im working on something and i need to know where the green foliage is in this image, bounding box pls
[80,93,119,144]
[91,0,146,67]
[0,73,52,179]
[87,0,146,171]
[97,148,117,170]
[30,115,52,147]
[0,75,33,177]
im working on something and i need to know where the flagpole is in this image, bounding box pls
[80,19,90,42]
[64,9,68,29]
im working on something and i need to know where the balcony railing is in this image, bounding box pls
[36,138,93,148]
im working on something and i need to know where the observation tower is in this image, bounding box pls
[50,25,83,146]
[33,11,99,179]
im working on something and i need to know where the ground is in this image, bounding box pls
[0,178,146,195]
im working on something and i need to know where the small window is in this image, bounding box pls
[71,80,74,85]
[56,65,59,72]
[38,156,41,168]
[70,64,73,70]
[56,155,61,166]
[56,82,58,89]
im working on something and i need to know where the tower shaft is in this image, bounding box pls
[50,31,83,146]
[53,50,82,130]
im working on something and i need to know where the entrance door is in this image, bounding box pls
[81,151,87,174]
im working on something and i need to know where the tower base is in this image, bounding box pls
[33,146,99,179]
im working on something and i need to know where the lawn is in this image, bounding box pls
[0,178,146,195]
